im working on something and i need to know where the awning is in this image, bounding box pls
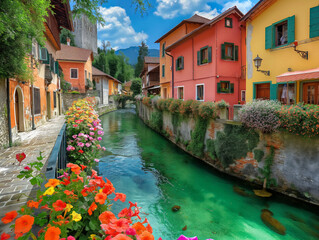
[276,67,319,82]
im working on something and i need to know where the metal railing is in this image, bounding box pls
[45,123,67,179]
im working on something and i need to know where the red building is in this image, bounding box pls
[165,7,245,105]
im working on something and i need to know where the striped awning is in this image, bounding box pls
[276,67,319,82]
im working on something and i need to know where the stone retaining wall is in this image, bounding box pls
[62,90,99,112]
[136,100,319,206]
[0,80,9,148]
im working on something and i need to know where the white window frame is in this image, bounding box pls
[70,68,78,79]
[196,84,204,101]
[177,86,184,100]
[241,90,246,102]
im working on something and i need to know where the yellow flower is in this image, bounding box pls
[65,204,73,212]
[71,211,82,222]
[90,234,97,240]
[99,189,103,193]
[43,187,55,196]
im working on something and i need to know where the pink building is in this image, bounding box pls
[165,7,245,105]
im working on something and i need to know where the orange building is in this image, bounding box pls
[9,1,73,140]
[57,44,94,93]
[155,14,210,98]
[109,77,122,96]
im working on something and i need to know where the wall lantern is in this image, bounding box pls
[293,41,308,60]
[253,55,270,76]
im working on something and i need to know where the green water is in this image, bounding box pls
[99,109,319,240]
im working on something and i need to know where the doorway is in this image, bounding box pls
[46,91,51,120]
[14,87,25,132]
[256,83,270,100]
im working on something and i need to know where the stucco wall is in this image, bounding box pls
[137,101,319,205]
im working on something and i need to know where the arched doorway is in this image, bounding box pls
[14,86,25,132]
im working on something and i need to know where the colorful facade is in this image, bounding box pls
[243,0,319,104]
[92,66,110,105]
[108,77,122,96]
[57,44,93,93]
[9,1,73,139]
[140,57,160,96]
[166,7,244,105]
[155,14,210,98]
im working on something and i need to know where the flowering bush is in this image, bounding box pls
[198,102,218,120]
[1,156,156,240]
[179,100,194,116]
[216,100,229,109]
[239,100,281,133]
[168,99,182,114]
[278,104,319,137]
[142,97,152,107]
[190,100,201,116]
[65,99,105,168]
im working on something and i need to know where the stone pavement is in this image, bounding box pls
[0,116,65,234]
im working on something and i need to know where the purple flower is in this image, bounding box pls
[97,137,102,141]
[89,132,95,136]
[177,236,213,240]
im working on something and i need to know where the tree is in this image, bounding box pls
[135,41,148,77]
[60,27,76,46]
[130,78,142,96]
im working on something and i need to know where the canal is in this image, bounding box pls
[99,109,319,240]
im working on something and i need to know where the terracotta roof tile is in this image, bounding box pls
[144,56,160,64]
[92,66,121,83]
[57,44,93,62]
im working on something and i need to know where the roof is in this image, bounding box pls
[144,56,160,64]
[124,81,132,87]
[155,14,210,43]
[166,7,243,52]
[241,0,275,21]
[57,44,93,62]
[92,66,121,83]
[51,0,73,31]
[276,68,319,82]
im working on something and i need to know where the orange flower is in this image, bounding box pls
[114,193,126,202]
[95,192,107,204]
[64,190,74,196]
[66,163,81,174]
[146,224,153,234]
[27,200,39,209]
[1,211,18,224]
[88,202,97,216]
[99,211,116,224]
[139,231,154,240]
[44,226,61,240]
[52,200,66,211]
[0,232,10,240]
[132,222,146,235]
[45,179,61,188]
[80,164,87,170]
[14,215,34,236]
[111,234,132,240]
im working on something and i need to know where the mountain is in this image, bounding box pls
[115,46,159,65]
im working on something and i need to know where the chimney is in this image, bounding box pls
[66,37,70,46]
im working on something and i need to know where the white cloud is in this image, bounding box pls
[98,6,148,49]
[193,8,219,20]
[222,0,253,14]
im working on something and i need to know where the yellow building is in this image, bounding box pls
[242,0,319,104]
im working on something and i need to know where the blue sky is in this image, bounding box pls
[96,0,259,50]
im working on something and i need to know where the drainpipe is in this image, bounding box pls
[6,78,12,147]
[165,52,174,98]
[31,50,36,130]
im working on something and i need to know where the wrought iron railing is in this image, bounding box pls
[45,123,67,179]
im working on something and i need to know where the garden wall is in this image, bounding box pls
[136,100,319,206]
[62,90,99,112]
[0,80,9,148]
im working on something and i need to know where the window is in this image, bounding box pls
[196,84,204,101]
[225,17,232,28]
[310,6,319,38]
[34,88,41,115]
[177,87,184,100]
[176,57,184,71]
[221,42,238,61]
[197,46,212,65]
[162,43,166,57]
[38,46,49,64]
[50,54,55,72]
[265,16,295,49]
[241,90,246,102]
[255,83,270,100]
[53,91,57,108]
[55,61,59,75]
[162,65,165,77]
[70,69,78,79]
[303,82,319,105]
[217,81,234,93]
[278,83,295,104]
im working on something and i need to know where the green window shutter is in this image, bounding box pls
[217,82,221,93]
[287,15,295,44]
[176,59,178,71]
[221,44,226,59]
[162,65,165,77]
[270,83,278,100]
[208,47,212,63]
[234,45,238,61]
[55,61,59,74]
[310,6,319,38]
[265,25,273,49]
[162,43,165,57]
[197,51,200,65]
[230,83,234,93]
[181,56,184,69]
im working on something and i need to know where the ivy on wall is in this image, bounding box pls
[149,110,163,132]
[187,118,208,157]
[259,146,277,187]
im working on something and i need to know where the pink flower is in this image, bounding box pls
[126,228,136,236]
[73,124,78,128]
[24,166,30,171]
[72,135,77,139]
[89,137,93,141]
[85,143,91,147]
[78,133,84,137]
[77,142,84,147]
[89,128,94,131]
[94,159,99,162]
[67,236,76,240]
[89,132,95,136]
[97,137,102,141]
[102,147,106,151]
[98,131,104,135]
[66,145,74,151]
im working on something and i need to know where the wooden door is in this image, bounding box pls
[303,82,319,105]
[256,83,270,100]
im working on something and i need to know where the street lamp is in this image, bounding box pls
[253,55,270,76]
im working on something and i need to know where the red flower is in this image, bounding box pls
[14,215,34,237]
[0,233,10,240]
[1,211,18,224]
[114,193,126,202]
[52,200,66,211]
[88,202,97,216]
[95,192,107,205]
[78,150,84,154]
[16,153,26,165]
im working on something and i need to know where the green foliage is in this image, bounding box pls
[206,139,216,160]
[150,111,163,132]
[171,114,181,134]
[214,125,259,167]
[60,27,76,46]
[259,146,276,187]
[198,102,218,119]
[70,91,80,94]
[142,97,152,107]
[254,149,265,162]
[179,100,195,116]
[188,118,208,157]
[0,0,50,79]
[216,100,230,109]
[135,41,149,77]
[130,78,142,96]
[60,72,71,93]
